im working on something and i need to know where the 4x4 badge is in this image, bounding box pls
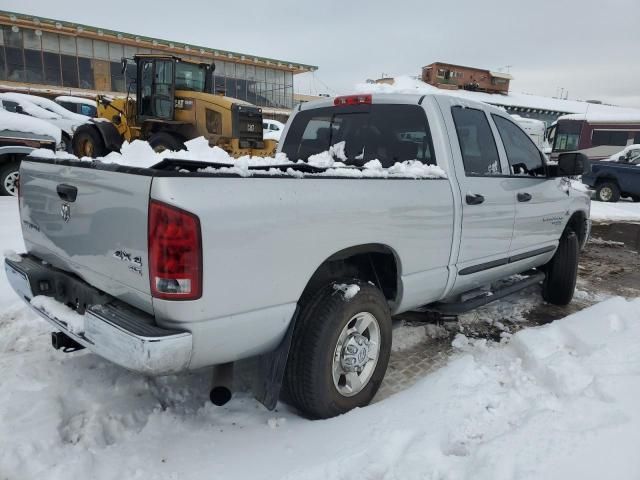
[60,202,71,223]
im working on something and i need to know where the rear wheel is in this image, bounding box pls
[542,231,579,306]
[0,161,20,196]
[148,132,184,153]
[595,181,620,202]
[631,195,640,203]
[72,126,107,158]
[284,279,392,419]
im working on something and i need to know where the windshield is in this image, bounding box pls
[175,61,207,92]
[553,120,581,152]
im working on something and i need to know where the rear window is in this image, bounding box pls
[281,104,436,167]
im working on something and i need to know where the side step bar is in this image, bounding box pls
[424,270,545,315]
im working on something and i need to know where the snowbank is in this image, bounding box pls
[591,201,640,222]
[1,280,639,479]
[30,136,448,180]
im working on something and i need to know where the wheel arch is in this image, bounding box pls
[564,210,589,249]
[299,243,402,310]
[79,121,123,152]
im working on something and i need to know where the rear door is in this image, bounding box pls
[491,113,567,256]
[442,101,515,287]
[19,160,154,313]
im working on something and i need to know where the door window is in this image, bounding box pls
[451,106,501,175]
[154,60,174,119]
[139,60,153,117]
[493,114,546,176]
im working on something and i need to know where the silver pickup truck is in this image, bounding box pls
[5,93,590,419]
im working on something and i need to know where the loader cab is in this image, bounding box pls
[132,55,214,121]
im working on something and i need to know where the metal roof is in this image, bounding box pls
[0,9,318,74]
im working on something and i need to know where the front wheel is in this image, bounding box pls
[72,125,107,158]
[284,280,392,419]
[542,231,579,305]
[148,132,185,153]
[0,161,20,196]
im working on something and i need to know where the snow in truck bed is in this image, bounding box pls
[28,136,448,179]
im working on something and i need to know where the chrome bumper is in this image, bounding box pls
[5,256,192,375]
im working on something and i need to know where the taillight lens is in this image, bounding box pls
[334,94,372,106]
[148,200,202,300]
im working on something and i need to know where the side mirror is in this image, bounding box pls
[553,152,590,176]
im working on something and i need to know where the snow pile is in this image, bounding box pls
[29,148,77,160]
[30,136,448,179]
[1,289,640,478]
[590,201,640,222]
[0,108,61,143]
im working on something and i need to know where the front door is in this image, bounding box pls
[443,102,515,290]
[137,59,174,120]
[491,113,567,256]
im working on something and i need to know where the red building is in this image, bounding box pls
[422,62,512,94]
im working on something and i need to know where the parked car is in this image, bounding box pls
[0,92,88,152]
[5,93,590,419]
[55,95,97,118]
[583,146,640,202]
[263,119,285,141]
[0,107,60,195]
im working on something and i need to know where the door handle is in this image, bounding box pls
[56,184,78,202]
[466,193,485,205]
[517,192,532,202]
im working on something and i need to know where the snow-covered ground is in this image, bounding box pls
[591,200,640,222]
[2,194,640,479]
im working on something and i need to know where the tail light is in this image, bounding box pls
[148,200,202,300]
[334,94,372,106]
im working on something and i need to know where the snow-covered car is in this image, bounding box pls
[606,144,640,163]
[5,93,590,419]
[263,119,285,141]
[0,107,60,196]
[0,93,89,152]
[55,95,98,118]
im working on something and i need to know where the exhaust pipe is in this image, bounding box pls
[51,332,85,352]
[210,362,234,406]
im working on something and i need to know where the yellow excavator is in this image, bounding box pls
[72,54,277,158]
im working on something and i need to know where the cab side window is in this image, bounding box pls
[451,106,501,176]
[492,115,545,177]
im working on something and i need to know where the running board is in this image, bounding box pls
[423,270,545,315]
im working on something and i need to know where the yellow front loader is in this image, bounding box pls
[72,54,277,158]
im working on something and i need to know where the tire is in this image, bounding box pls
[61,133,73,153]
[631,195,640,203]
[0,161,20,196]
[595,181,620,202]
[542,231,579,306]
[284,279,392,419]
[72,125,107,158]
[148,132,184,153]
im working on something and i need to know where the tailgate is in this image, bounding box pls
[19,160,154,313]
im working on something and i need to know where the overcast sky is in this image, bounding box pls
[4,0,640,107]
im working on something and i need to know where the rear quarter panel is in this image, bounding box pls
[150,175,455,367]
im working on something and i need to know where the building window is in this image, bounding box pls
[77,37,93,58]
[43,51,61,85]
[24,49,43,83]
[61,54,79,87]
[78,57,94,89]
[110,61,124,91]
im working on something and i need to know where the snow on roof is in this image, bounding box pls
[7,93,89,122]
[0,108,61,143]
[356,76,640,117]
[0,92,61,120]
[55,96,96,108]
[489,71,514,80]
[558,112,640,123]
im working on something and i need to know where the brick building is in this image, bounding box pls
[422,62,512,94]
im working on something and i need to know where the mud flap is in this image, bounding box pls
[247,306,299,410]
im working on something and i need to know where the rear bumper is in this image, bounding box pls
[4,255,192,375]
